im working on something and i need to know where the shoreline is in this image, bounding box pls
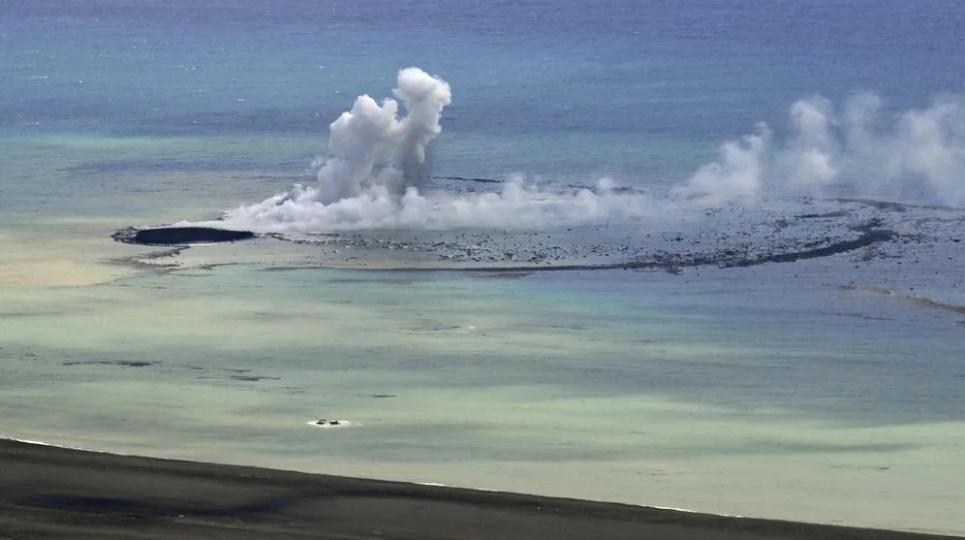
[0,439,958,539]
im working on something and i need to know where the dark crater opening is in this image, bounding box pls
[113,226,255,246]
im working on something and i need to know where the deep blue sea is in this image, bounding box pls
[2,1,965,534]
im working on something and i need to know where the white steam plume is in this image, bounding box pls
[674,124,770,207]
[218,68,651,234]
[216,70,965,237]
[676,94,965,207]
[308,66,450,204]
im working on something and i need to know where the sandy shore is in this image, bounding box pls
[0,440,957,539]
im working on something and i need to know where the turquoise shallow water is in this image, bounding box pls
[3,261,965,533]
[3,0,965,535]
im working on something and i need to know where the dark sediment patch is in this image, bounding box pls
[113,226,255,246]
[838,285,965,316]
[466,271,533,281]
[838,199,909,212]
[230,375,281,382]
[432,175,502,184]
[796,211,850,219]
[836,198,964,213]
[325,277,420,285]
[107,247,185,272]
[62,360,156,368]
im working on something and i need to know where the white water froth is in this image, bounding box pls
[210,69,965,235]
[223,175,652,233]
[8,437,64,447]
[3,436,111,454]
[307,420,355,429]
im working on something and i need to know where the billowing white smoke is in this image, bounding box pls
[297,66,449,204]
[219,67,650,233]
[676,94,965,207]
[218,70,965,236]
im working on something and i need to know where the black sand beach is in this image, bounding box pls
[0,440,956,539]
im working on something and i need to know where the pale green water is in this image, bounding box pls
[3,251,965,534]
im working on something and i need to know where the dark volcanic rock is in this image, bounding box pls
[717,227,898,268]
[113,227,255,246]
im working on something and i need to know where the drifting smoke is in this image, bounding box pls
[677,94,965,207]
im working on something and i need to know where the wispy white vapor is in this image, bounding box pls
[888,98,965,203]
[676,93,965,207]
[673,125,770,207]
[783,96,838,190]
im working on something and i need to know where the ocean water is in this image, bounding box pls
[2,1,965,535]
